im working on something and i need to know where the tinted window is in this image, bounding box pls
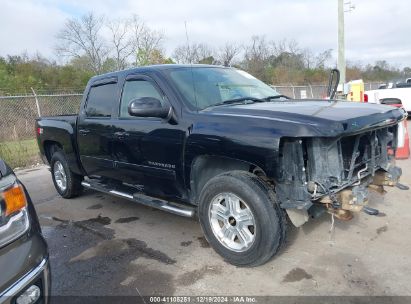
[120,80,164,117]
[167,67,280,109]
[86,83,117,117]
[380,98,402,105]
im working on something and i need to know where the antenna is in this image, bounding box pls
[184,21,190,62]
[184,21,198,110]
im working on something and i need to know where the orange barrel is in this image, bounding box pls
[391,104,410,159]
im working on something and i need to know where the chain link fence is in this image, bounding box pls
[272,83,381,99]
[0,92,82,168]
[0,83,381,168]
[0,93,82,141]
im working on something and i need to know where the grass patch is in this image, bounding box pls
[0,138,40,168]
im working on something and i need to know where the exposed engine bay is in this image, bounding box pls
[276,124,406,226]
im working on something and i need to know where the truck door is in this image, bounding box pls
[110,74,187,202]
[77,77,118,178]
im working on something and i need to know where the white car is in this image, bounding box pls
[366,86,411,114]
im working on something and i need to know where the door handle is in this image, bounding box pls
[78,129,91,135]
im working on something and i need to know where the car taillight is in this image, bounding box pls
[364,94,368,103]
[36,127,43,135]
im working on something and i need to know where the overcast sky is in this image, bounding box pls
[1,0,410,67]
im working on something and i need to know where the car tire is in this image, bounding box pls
[50,151,82,198]
[198,171,287,267]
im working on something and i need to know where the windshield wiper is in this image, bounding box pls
[203,97,266,109]
[264,94,291,100]
[222,97,266,104]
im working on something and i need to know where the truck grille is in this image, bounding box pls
[306,126,396,190]
[340,127,394,180]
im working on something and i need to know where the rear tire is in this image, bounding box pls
[198,171,286,267]
[50,151,82,198]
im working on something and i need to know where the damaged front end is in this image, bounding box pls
[276,125,406,227]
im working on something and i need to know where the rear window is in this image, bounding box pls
[86,83,117,117]
[380,98,402,105]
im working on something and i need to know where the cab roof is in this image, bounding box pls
[90,64,230,82]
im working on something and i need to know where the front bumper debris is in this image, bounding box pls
[317,166,405,221]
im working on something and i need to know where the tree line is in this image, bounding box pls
[1,12,410,95]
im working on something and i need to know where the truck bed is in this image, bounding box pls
[35,114,80,171]
[37,114,77,123]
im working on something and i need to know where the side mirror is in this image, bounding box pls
[128,97,171,119]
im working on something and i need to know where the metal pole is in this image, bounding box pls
[31,87,41,117]
[338,0,346,86]
[309,84,314,98]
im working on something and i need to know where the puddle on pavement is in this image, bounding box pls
[180,241,192,247]
[71,238,176,265]
[197,236,210,248]
[86,215,110,225]
[376,225,388,234]
[87,204,103,210]
[41,214,177,296]
[95,194,106,200]
[52,216,69,223]
[176,265,222,286]
[115,216,139,223]
[283,267,313,282]
[121,265,175,295]
[72,216,112,239]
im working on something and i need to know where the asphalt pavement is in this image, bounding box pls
[16,157,411,297]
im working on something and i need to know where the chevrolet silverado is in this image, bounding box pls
[35,65,407,266]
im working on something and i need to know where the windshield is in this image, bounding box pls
[167,67,280,110]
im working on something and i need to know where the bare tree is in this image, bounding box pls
[302,48,332,69]
[134,28,165,66]
[217,42,241,66]
[107,18,134,70]
[244,35,272,67]
[130,15,165,66]
[130,15,146,49]
[271,39,301,57]
[56,12,108,73]
[172,45,190,64]
[270,39,305,70]
[172,43,214,64]
[195,43,215,64]
[302,48,314,69]
[314,49,332,68]
[242,36,271,81]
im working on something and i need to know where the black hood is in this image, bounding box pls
[201,100,406,136]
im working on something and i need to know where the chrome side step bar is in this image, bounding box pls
[81,181,195,218]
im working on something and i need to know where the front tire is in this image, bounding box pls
[198,171,286,267]
[50,151,82,198]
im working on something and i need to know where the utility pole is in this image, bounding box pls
[338,0,345,87]
[338,0,355,88]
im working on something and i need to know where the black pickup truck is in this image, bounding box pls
[36,64,406,266]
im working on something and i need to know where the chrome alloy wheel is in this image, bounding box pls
[53,161,67,192]
[208,192,256,252]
